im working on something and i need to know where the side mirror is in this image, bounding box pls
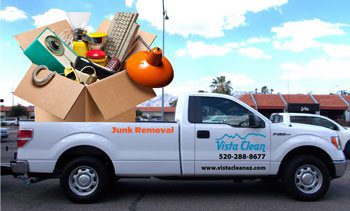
[249,113,264,128]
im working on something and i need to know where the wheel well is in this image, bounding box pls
[278,146,335,178]
[54,145,114,175]
[345,140,350,149]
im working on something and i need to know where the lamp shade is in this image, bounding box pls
[126,47,173,88]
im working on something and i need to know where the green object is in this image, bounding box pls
[24,28,76,74]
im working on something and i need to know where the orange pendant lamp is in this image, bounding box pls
[126,47,174,88]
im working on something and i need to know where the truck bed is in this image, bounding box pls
[19,122,181,176]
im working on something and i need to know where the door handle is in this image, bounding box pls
[197,130,210,139]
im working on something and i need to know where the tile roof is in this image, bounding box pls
[136,107,176,112]
[282,94,314,104]
[313,95,347,110]
[253,94,285,109]
[342,95,350,104]
[239,94,255,107]
[1,106,34,112]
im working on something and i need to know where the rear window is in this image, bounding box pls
[270,114,283,123]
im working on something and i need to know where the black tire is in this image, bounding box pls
[344,141,350,159]
[282,155,330,201]
[60,156,111,203]
[11,123,15,126]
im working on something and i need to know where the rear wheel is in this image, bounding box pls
[282,155,330,201]
[60,156,111,203]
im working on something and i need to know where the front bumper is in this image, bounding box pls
[10,160,29,175]
[333,160,347,178]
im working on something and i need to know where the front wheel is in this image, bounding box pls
[282,155,330,201]
[60,156,111,203]
[344,141,350,159]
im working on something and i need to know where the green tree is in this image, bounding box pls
[135,110,143,121]
[261,86,269,94]
[210,76,233,95]
[9,105,29,120]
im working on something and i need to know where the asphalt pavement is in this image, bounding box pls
[1,127,350,211]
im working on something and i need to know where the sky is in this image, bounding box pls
[0,0,350,106]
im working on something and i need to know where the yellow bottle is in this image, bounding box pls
[72,40,89,57]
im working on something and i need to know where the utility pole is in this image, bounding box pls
[11,87,14,106]
[161,0,169,121]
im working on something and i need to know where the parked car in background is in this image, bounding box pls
[1,118,18,126]
[271,113,350,158]
[1,128,9,139]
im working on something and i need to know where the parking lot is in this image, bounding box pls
[1,127,350,211]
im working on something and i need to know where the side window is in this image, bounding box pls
[315,118,338,130]
[271,115,283,123]
[290,116,310,124]
[289,116,338,131]
[189,96,252,127]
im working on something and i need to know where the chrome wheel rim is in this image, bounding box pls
[295,164,323,194]
[69,166,99,197]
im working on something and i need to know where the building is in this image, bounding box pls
[136,107,176,121]
[2,95,349,126]
[0,106,35,120]
[240,94,350,125]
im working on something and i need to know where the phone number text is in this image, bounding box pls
[219,154,266,160]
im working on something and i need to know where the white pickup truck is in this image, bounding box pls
[11,93,347,203]
[271,112,350,158]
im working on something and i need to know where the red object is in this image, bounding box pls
[136,107,176,112]
[86,50,106,59]
[17,129,33,148]
[126,47,174,88]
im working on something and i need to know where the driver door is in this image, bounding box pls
[191,96,270,175]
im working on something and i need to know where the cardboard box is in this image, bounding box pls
[14,20,157,122]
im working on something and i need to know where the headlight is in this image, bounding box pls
[331,136,341,150]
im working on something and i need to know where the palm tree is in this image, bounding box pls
[210,76,233,95]
[261,86,269,94]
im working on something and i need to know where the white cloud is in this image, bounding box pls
[224,42,244,48]
[175,41,232,58]
[237,47,272,59]
[216,72,254,86]
[272,19,348,52]
[134,0,287,38]
[246,37,270,44]
[0,6,27,22]
[163,72,254,96]
[125,0,134,7]
[105,14,114,21]
[32,9,68,28]
[322,44,350,58]
[279,58,350,81]
[176,40,272,59]
[85,25,95,33]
